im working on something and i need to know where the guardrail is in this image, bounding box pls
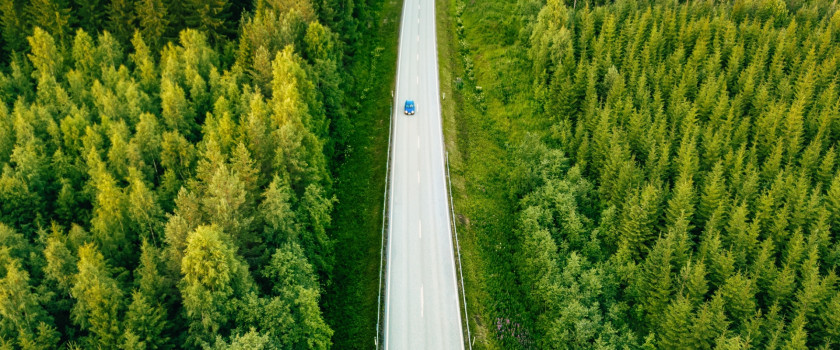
[375,97,395,349]
[445,151,473,350]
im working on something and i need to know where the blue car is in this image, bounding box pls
[404,100,415,115]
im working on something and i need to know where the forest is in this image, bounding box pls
[0,0,385,348]
[517,0,840,348]
[441,0,840,348]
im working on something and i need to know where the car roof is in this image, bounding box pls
[406,100,414,104]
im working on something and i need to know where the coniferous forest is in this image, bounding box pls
[4,0,840,348]
[441,0,840,348]
[521,0,840,347]
[0,0,386,348]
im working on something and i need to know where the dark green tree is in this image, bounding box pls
[26,0,71,45]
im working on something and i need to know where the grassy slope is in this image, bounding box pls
[436,0,537,348]
[323,0,402,347]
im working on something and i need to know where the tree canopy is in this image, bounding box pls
[503,0,840,348]
[0,0,378,346]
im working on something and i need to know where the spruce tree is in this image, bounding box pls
[26,0,71,45]
[70,243,124,348]
[0,0,27,53]
[179,225,252,347]
[135,0,168,53]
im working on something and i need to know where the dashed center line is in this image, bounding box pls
[417,170,420,184]
[419,220,422,239]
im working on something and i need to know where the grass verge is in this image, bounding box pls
[436,0,536,348]
[323,0,402,347]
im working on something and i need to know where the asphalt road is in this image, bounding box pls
[383,0,464,347]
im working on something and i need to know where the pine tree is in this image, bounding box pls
[658,295,692,348]
[179,225,252,347]
[664,177,695,230]
[43,226,77,294]
[72,0,105,34]
[26,26,64,86]
[619,184,661,260]
[87,149,132,266]
[679,259,707,306]
[135,240,171,306]
[127,169,164,244]
[717,273,755,325]
[260,175,297,249]
[825,172,840,230]
[0,258,55,348]
[271,47,328,189]
[201,162,257,255]
[211,328,269,349]
[26,0,72,45]
[71,243,124,348]
[135,0,168,54]
[637,236,674,327]
[816,147,835,186]
[297,183,335,278]
[129,34,159,96]
[783,314,808,350]
[0,0,27,53]
[160,80,196,137]
[698,161,727,227]
[259,242,331,349]
[123,291,168,350]
[688,295,729,349]
[0,224,29,264]
[106,0,134,44]
[768,263,796,307]
[183,0,231,44]
[818,291,840,345]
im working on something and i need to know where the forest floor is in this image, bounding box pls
[323,0,402,347]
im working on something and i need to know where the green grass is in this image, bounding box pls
[323,0,402,348]
[436,0,538,347]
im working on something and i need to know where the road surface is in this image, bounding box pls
[383,0,464,347]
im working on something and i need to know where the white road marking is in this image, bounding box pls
[420,285,424,318]
[417,53,419,60]
[419,220,422,239]
[417,76,419,84]
[417,135,420,148]
[385,0,468,346]
[417,170,420,184]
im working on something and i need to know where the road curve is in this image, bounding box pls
[383,0,464,347]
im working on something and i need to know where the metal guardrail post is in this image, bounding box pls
[445,151,472,350]
[376,98,394,349]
